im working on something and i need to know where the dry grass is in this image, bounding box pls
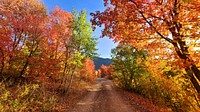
[0,78,94,112]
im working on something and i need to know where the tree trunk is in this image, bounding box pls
[64,66,76,94]
[172,41,200,93]
[185,67,200,93]
[20,45,38,77]
[0,48,4,75]
[191,64,200,81]
[20,61,29,77]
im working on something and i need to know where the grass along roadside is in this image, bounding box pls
[0,78,94,112]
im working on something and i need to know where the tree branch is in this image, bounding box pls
[129,0,173,43]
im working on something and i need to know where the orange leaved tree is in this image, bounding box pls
[91,0,200,93]
[80,58,96,82]
[100,64,111,78]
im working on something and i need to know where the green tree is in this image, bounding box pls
[111,44,147,90]
[60,9,98,93]
[71,9,98,59]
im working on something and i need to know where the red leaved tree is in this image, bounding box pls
[0,0,47,81]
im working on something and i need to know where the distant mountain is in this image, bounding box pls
[93,57,112,70]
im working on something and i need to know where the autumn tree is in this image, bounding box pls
[99,64,111,78]
[100,64,107,77]
[80,58,96,82]
[0,0,47,84]
[91,0,200,93]
[43,6,73,94]
[0,0,73,88]
[97,69,101,78]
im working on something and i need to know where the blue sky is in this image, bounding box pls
[42,0,117,58]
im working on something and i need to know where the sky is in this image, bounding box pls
[42,0,117,58]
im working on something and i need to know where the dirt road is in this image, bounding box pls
[67,78,149,112]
